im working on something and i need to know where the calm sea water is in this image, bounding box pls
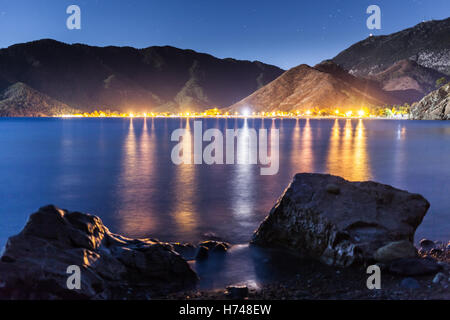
[1,118,449,253]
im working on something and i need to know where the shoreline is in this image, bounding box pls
[0,205,448,300]
[164,241,450,300]
[0,116,413,120]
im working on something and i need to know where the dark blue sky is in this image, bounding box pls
[0,0,448,69]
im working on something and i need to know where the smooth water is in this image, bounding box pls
[1,118,449,253]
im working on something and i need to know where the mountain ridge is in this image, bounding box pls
[332,18,450,77]
[0,82,79,117]
[0,39,284,115]
[228,61,401,114]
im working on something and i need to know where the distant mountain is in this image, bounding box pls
[333,18,450,77]
[0,82,79,117]
[0,39,283,115]
[228,61,400,113]
[410,83,450,120]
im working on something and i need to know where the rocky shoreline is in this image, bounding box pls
[165,241,450,300]
[0,173,449,300]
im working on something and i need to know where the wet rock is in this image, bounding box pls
[211,243,228,253]
[171,242,197,260]
[0,205,198,299]
[195,246,209,261]
[252,173,430,267]
[198,240,230,255]
[388,257,442,276]
[374,240,417,262]
[226,285,249,299]
[199,240,230,249]
[401,278,420,289]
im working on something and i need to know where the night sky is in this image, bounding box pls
[0,0,449,69]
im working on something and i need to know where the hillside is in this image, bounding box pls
[370,59,448,103]
[228,61,400,113]
[0,39,283,114]
[0,82,79,117]
[332,18,450,77]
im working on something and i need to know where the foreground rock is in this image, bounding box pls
[252,173,430,267]
[170,240,230,261]
[0,205,197,299]
[410,82,450,120]
[374,240,417,262]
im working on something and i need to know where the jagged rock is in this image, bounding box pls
[0,205,198,299]
[198,240,230,252]
[388,257,442,276]
[251,173,430,267]
[374,240,417,262]
[171,242,197,260]
[410,83,450,120]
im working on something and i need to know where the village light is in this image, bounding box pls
[241,108,251,117]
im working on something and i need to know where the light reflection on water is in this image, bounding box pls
[0,118,449,254]
[231,119,256,227]
[116,118,157,235]
[172,119,198,235]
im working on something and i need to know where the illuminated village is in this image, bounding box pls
[60,105,411,119]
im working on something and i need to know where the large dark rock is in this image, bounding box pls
[252,173,430,267]
[0,205,197,299]
[410,83,450,120]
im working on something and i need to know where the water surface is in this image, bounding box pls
[1,118,449,252]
